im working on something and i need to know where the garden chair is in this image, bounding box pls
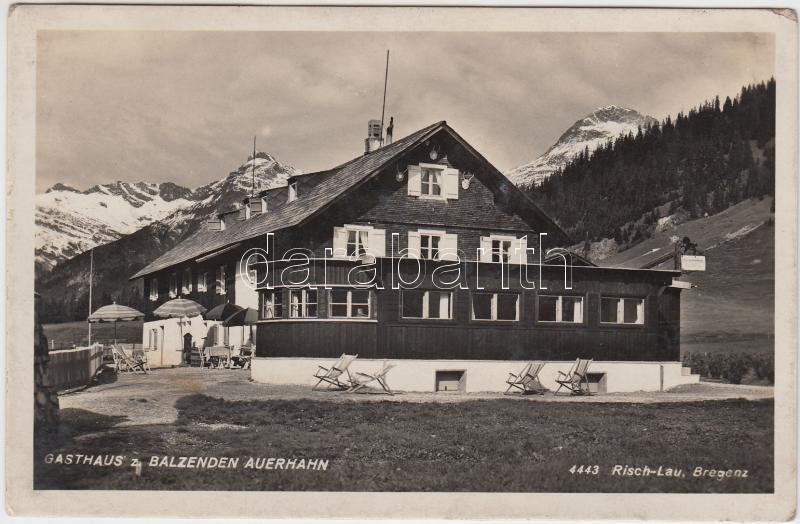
[312,354,358,390]
[505,361,546,394]
[131,347,152,372]
[112,344,147,374]
[348,362,396,395]
[554,358,593,395]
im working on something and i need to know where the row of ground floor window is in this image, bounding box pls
[259,287,646,325]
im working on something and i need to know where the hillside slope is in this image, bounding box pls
[36,152,299,323]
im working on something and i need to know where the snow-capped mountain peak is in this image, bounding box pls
[36,151,300,272]
[506,106,657,187]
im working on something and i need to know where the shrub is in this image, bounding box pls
[683,351,774,385]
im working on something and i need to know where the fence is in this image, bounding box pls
[48,340,142,352]
[48,343,106,391]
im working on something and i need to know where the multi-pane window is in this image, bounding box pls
[261,290,283,319]
[181,268,192,294]
[538,295,584,323]
[491,239,512,263]
[197,272,208,292]
[169,274,178,298]
[329,289,371,318]
[216,265,227,295]
[600,297,645,325]
[346,229,369,257]
[289,289,318,318]
[420,168,442,197]
[420,233,441,260]
[401,290,453,319]
[149,278,158,301]
[471,292,519,321]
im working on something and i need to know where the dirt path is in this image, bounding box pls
[58,368,774,428]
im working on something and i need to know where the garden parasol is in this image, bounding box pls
[87,302,144,343]
[204,302,243,347]
[222,307,259,346]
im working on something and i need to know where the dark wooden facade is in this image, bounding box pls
[255,259,681,362]
[135,121,684,364]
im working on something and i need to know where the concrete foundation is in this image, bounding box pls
[251,357,700,393]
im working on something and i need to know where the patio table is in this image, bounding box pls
[207,345,232,368]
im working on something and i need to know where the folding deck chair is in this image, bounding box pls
[554,358,593,395]
[112,344,147,374]
[348,362,396,395]
[505,361,546,394]
[312,354,358,390]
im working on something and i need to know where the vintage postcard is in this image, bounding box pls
[5,5,798,520]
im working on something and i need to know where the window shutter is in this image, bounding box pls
[407,165,422,197]
[479,236,493,262]
[514,236,528,265]
[368,228,386,258]
[407,231,422,258]
[333,227,348,257]
[439,232,458,261]
[443,168,459,199]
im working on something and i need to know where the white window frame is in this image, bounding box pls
[181,268,192,294]
[420,232,442,260]
[346,228,370,258]
[328,288,371,319]
[149,278,158,301]
[490,235,514,263]
[289,288,318,319]
[471,292,520,322]
[600,296,645,325]
[169,273,178,298]
[538,295,584,324]
[401,290,454,320]
[197,272,208,293]
[216,265,227,295]
[419,164,445,200]
[261,290,283,319]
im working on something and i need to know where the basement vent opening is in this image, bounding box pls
[435,370,465,392]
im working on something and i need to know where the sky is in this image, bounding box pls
[36,31,774,192]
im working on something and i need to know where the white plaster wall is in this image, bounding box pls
[251,357,699,393]
[142,317,257,367]
[234,258,259,310]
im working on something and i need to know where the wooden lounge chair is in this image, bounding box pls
[112,344,147,374]
[505,361,546,395]
[312,354,358,390]
[348,362,396,395]
[554,358,593,395]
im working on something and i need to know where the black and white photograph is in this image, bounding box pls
[6,5,798,520]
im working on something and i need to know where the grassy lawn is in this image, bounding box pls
[43,320,143,348]
[36,396,773,493]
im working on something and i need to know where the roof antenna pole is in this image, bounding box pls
[379,49,390,146]
[251,135,256,197]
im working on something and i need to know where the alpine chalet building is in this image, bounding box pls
[131,121,699,392]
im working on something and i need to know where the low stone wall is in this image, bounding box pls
[251,357,699,393]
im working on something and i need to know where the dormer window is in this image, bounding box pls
[288,181,298,202]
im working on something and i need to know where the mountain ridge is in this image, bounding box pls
[506,105,658,187]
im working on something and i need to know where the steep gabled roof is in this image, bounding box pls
[131,121,444,279]
[131,121,568,280]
